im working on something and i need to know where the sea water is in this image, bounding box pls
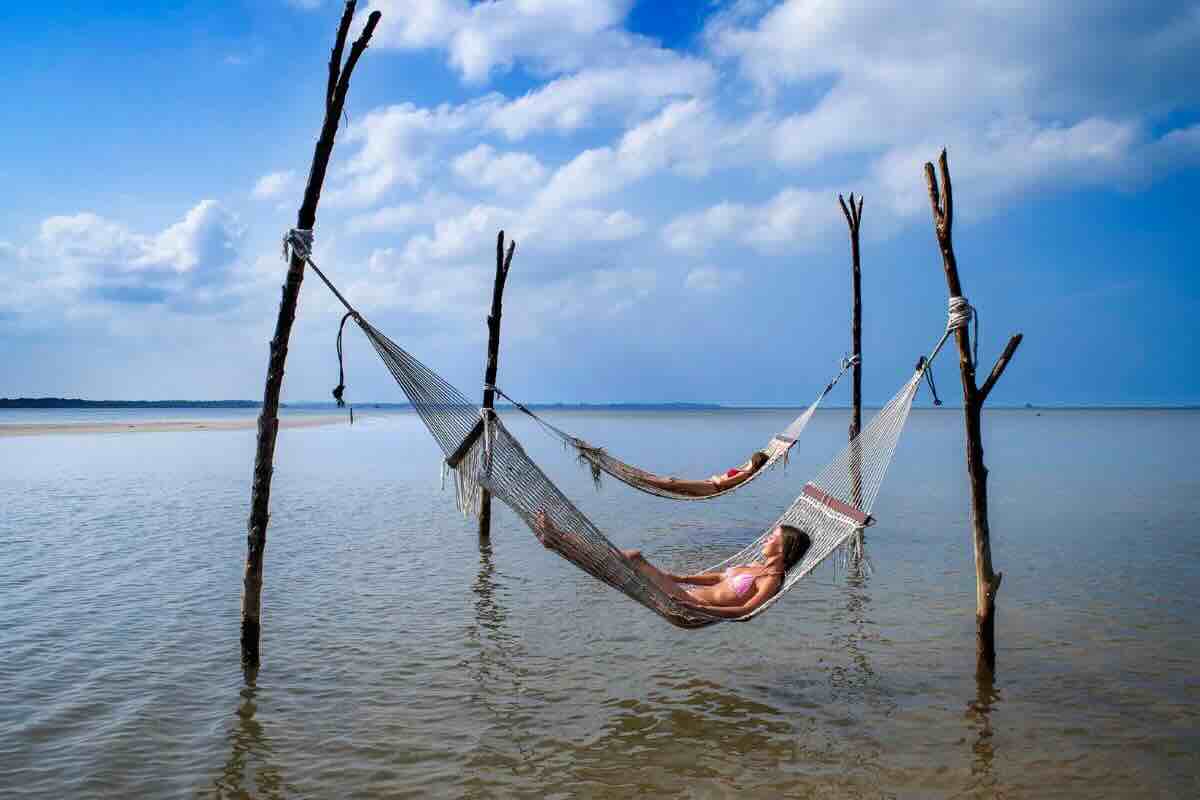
[1,408,1197,797]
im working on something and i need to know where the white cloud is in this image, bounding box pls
[664,188,837,254]
[345,246,489,316]
[367,0,633,83]
[452,144,547,193]
[528,100,718,221]
[488,54,715,140]
[252,170,297,199]
[17,201,243,310]
[402,203,517,264]
[329,99,500,206]
[344,191,470,235]
[709,0,1200,170]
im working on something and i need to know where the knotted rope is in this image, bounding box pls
[283,228,314,262]
[946,295,979,371]
[280,228,367,408]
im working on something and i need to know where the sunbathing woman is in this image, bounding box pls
[533,512,811,619]
[638,450,770,497]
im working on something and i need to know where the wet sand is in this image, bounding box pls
[0,415,343,437]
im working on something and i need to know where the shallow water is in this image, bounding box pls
[1,408,1197,798]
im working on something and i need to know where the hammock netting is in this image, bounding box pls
[353,315,928,628]
[490,356,858,502]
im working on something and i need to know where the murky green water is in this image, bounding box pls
[1,408,1197,797]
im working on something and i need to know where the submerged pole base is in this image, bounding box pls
[241,618,261,667]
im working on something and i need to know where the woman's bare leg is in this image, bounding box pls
[621,550,693,600]
[640,476,718,497]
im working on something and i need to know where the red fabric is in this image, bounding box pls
[725,468,742,478]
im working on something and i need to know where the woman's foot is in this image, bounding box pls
[533,511,560,549]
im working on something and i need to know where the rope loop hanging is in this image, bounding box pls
[333,310,361,407]
[916,355,943,406]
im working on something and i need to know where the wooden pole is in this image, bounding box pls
[241,1,381,667]
[838,193,865,509]
[923,149,1023,677]
[478,231,516,539]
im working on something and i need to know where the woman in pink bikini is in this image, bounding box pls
[533,512,811,619]
[639,450,770,497]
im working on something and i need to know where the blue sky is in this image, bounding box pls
[1,0,1197,405]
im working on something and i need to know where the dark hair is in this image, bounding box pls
[777,525,811,572]
[749,450,769,469]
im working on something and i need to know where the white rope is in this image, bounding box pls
[947,296,972,331]
[283,228,314,262]
[946,295,979,370]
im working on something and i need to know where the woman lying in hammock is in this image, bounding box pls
[533,512,811,618]
[637,450,771,497]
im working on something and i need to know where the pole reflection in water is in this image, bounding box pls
[966,672,1002,796]
[463,534,539,777]
[829,532,887,709]
[212,665,290,799]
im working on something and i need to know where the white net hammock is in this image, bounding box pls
[484,354,858,502]
[293,232,962,628]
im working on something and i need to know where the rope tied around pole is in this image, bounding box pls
[283,228,314,262]
[281,227,366,409]
[825,353,861,395]
[947,295,979,372]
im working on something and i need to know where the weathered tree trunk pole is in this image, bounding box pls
[923,150,1023,677]
[242,1,381,667]
[838,193,865,509]
[477,231,516,539]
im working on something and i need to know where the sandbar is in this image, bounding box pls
[0,415,345,437]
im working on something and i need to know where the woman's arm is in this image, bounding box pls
[670,571,723,585]
[680,579,776,618]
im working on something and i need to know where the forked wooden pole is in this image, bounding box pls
[478,231,516,539]
[241,1,381,667]
[923,149,1023,677]
[838,192,865,509]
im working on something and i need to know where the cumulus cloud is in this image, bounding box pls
[527,100,726,220]
[452,144,547,192]
[329,99,500,206]
[9,201,244,313]
[487,53,715,140]
[664,188,837,254]
[367,0,633,83]
[709,0,1200,169]
[252,170,297,199]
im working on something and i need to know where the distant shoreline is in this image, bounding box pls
[1,397,1196,412]
[0,415,343,438]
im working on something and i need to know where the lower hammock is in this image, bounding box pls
[292,232,960,627]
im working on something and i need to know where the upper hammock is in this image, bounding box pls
[288,231,965,628]
[485,354,858,502]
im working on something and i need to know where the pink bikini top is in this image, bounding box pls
[724,567,782,598]
[724,467,742,478]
